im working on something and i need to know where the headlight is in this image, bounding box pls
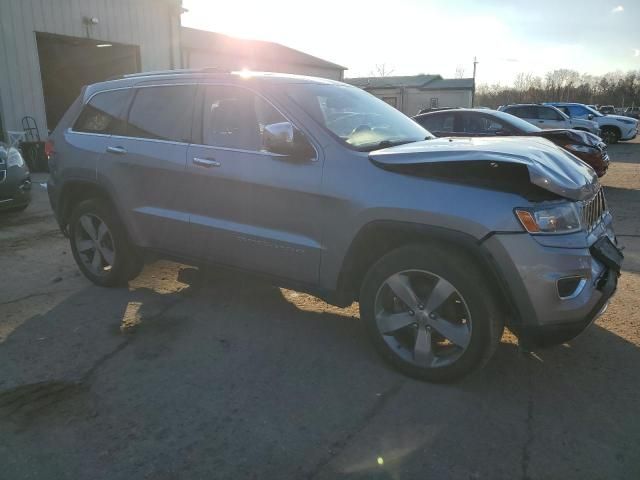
[7,150,25,168]
[515,203,582,234]
[565,144,595,154]
[618,118,636,125]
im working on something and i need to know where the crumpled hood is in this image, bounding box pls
[369,136,599,201]
[532,129,602,147]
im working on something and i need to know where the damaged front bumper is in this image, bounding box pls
[482,213,621,346]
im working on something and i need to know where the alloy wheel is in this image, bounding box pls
[374,269,472,368]
[74,214,116,276]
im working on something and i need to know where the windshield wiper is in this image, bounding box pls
[356,138,418,152]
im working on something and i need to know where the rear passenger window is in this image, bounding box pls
[506,106,536,119]
[73,90,130,134]
[202,85,288,151]
[537,107,563,121]
[417,113,454,133]
[126,85,196,142]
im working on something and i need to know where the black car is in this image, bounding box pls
[413,108,609,177]
[0,143,31,212]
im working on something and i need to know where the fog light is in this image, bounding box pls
[557,276,587,299]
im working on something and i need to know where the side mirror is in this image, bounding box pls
[588,113,594,120]
[263,122,315,160]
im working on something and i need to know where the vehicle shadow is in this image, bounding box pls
[1,260,639,479]
[607,143,640,164]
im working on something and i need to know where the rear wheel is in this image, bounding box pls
[360,244,504,382]
[601,126,620,144]
[69,199,143,287]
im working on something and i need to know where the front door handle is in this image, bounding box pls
[193,157,221,168]
[106,146,127,154]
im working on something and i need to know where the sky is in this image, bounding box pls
[181,0,640,86]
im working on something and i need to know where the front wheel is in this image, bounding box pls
[600,127,620,144]
[360,244,504,382]
[69,199,143,287]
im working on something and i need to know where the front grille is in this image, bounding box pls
[582,188,607,231]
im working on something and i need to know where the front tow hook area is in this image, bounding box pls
[518,268,618,349]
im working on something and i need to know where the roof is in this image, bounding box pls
[345,74,474,90]
[180,27,347,71]
[84,70,342,100]
[423,78,474,90]
[346,74,440,89]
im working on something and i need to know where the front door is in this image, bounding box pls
[186,84,324,284]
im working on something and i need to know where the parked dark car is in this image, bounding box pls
[413,109,609,177]
[0,143,31,212]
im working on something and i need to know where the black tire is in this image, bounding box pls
[360,244,504,382]
[601,126,620,144]
[69,198,143,287]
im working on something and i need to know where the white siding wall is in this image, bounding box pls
[404,89,472,116]
[0,0,179,138]
[362,87,472,115]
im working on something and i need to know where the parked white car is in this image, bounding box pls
[546,102,639,144]
[497,104,600,136]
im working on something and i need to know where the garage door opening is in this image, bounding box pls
[36,32,140,132]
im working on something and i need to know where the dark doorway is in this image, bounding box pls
[36,32,140,132]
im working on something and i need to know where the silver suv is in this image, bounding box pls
[47,70,622,382]
[498,104,600,135]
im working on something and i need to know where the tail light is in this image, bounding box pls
[44,140,55,159]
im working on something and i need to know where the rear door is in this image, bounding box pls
[100,83,197,254]
[186,83,324,284]
[66,89,130,181]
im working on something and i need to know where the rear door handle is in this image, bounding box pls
[106,146,127,154]
[193,157,221,168]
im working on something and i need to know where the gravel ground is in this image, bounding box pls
[0,139,639,480]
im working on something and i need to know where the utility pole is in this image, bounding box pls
[471,56,479,107]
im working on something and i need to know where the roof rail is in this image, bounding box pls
[105,67,230,81]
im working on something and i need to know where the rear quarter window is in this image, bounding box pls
[73,89,130,134]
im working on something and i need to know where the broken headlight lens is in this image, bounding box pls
[515,203,582,234]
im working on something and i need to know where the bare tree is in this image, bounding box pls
[371,63,395,77]
[475,68,640,109]
[455,65,466,78]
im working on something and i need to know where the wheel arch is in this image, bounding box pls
[335,221,520,322]
[601,124,621,135]
[57,179,117,232]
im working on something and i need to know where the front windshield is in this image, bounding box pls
[491,109,542,133]
[285,83,431,151]
[583,105,604,117]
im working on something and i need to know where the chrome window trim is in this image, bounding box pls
[66,128,110,138]
[108,134,190,147]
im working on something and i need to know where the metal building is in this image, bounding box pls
[0,0,182,143]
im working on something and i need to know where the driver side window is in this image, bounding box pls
[202,86,288,152]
